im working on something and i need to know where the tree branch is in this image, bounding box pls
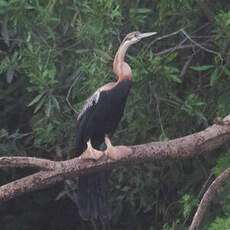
[180,29,220,56]
[0,156,58,170]
[142,27,221,61]
[1,115,230,222]
[190,167,230,230]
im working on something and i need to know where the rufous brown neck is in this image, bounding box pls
[113,41,132,82]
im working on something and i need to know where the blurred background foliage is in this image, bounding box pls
[0,0,230,229]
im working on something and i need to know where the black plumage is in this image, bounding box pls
[76,80,131,220]
[76,80,131,155]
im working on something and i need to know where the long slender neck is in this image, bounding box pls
[113,41,132,81]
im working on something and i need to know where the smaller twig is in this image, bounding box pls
[61,41,81,51]
[66,71,82,116]
[151,38,216,57]
[153,43,194,56]
[146,23,210,53]
[180,29,221,58]
[191,35,216,39]
[45,48,52,68]
[198,173,215,200]
[157,96,178,107]
[166,37,188,55]
[63,181,78,205]
[144,29,183,51]
[190,167,230,230]
[180,55,194,78]
[154,93,165,137]
[142,26,222,64]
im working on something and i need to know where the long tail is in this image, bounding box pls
[78,171,111,220]
[76,127,111,220]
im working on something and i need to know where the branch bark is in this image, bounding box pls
[190,167,230,230]
[1,114,230,229]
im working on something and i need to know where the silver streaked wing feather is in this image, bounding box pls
[77,89,101,121]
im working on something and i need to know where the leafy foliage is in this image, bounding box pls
[182,194,199,219]
[0,0,230,229]
[207,217,230,230]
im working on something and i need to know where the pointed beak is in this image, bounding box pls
[138,32,157,40]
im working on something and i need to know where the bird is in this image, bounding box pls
[76,31,157,221]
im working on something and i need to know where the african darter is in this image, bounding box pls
[76,31,157,220]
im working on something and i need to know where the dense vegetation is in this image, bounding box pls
[0,0,230,229]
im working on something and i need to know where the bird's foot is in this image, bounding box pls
[104,136,117,160]
[79,140,103,161]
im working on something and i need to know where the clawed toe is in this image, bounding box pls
[104,136,117,160]
[79,137,118,161]
[79,140,103,160]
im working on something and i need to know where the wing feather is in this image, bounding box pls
[77,89,101,121]
[76,89,102,155]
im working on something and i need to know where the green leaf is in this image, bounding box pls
[28,92,46,107]
[49,17,60,22]
[46,25,55,40]
[75,49,90,54]
[56,190,68,201]
[111,5,121,19]
[34,96,46,113]
[169,93,183,105]
[0,128,8,138]
[194,102,206,106]
[94,48,112,61]
[227,18,230,26]
[223,67,230,76]
[190,65,213,71]
[165,52,178,63]
[210,68,218,87]
[52,96,60,111]
[121,186,130,192]
[213,151,230,176]
[136,8,152,14]
[168,74,182,83]
[0,0,8,7]
[25,4,34,10]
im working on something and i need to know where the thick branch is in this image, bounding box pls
[190,167,230,230]
[0,156,58,170]
[0,115,230,204]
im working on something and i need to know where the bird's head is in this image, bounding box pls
[113,31,157,79]
[122,31,157,46]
